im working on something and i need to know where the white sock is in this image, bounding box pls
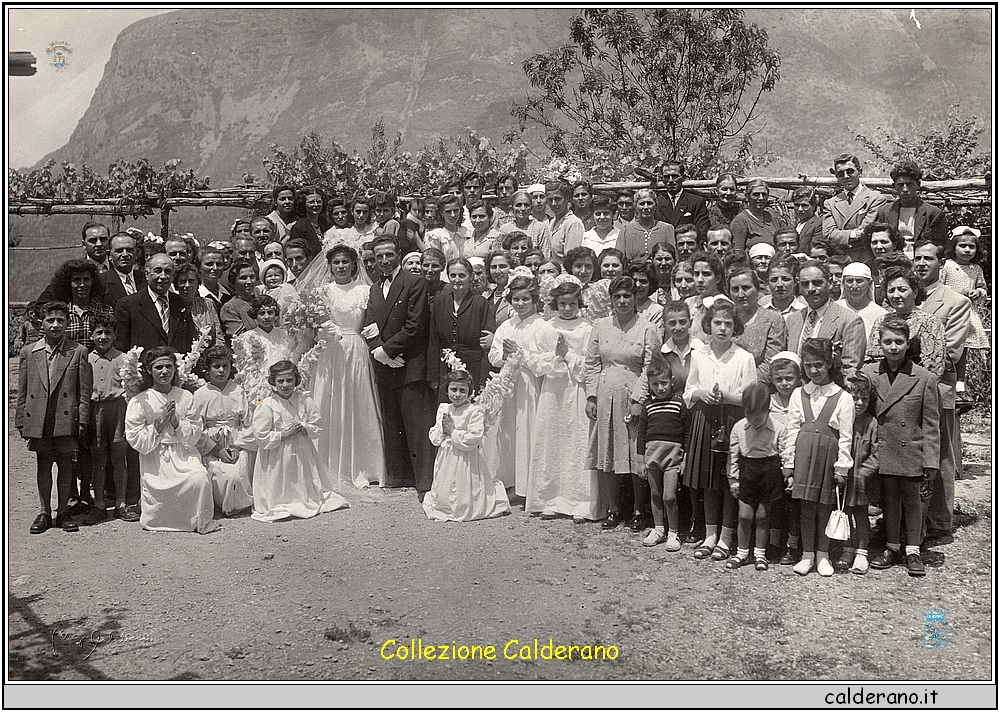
[753,547,766,559]
[736,548,750,560]
[905,545,921,556]
[654,526,665,535]
[856,549,869,559]
[720,525,735,549]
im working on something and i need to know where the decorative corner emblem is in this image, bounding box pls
[46,41,72,71]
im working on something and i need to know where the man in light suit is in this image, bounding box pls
[653,160,710,242]
[114,254,196,353]
[913,240,971,540]
[821,153,890,264]
[102,232,146,308]
[875,161,949,248]
[786,261,867,378]
[362,235,435,500]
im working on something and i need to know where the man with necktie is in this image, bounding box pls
[102,232,146,308]
[113,254,196,353]
[786,260,867,379]
[81,221,111,274]
[821,153,890,264]
[362,236,436,501]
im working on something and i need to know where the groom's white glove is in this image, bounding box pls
[373,346,405,368]
[361,323,380,340]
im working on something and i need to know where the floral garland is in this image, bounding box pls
[232,331,270,406]
[176,325,212,391]
[119,346,145,400]
[173,231,200,248]
[474,349,524,432]
[583,279,612,323]
[118,325,211,400]
[441,348,468,374]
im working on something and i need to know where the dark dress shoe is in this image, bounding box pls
[30,512,52,534]
[77,506,108,525]
[870,549,899,569]
[55,513,80,532]
[115,504,141,522]
[906,553,927,576]
[682,529,705,544]
[627,514,645,532]
[779,548,800,565]
[601,512,621,530]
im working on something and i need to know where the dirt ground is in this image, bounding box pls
[5,379,994,683]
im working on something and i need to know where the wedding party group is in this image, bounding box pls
[16,153,989,578]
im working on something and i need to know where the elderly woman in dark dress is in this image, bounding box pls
[427,257,497,398]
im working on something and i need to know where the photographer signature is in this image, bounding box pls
[51,629,141,660]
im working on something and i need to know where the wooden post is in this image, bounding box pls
[160,206,170,239]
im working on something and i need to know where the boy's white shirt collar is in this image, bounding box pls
[661,335,705,357]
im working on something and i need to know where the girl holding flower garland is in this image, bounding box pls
[124,347,217,533]
[193,344,254,515]
[422,367,511,522]
[248,361,350,522]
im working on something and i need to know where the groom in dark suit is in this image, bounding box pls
[363,235,435,500]
[113,254,196,353]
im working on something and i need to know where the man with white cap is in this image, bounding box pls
[835,262,887,336]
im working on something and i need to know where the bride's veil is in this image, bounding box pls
[293,234,373,296]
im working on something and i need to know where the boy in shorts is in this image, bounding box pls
[87,313,138,522]
[16,301,93,533]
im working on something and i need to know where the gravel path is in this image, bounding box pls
[6,408,993,681]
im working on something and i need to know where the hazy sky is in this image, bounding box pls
[7,8,173,169]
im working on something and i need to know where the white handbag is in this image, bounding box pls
[825,485,851,541]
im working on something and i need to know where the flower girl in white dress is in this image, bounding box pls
[422,368,510,522]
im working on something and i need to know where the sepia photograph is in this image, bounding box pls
[5,4,995,707]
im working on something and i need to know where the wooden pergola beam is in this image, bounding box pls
[9,51,37,76]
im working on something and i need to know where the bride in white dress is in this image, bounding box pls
[307,244,387,489]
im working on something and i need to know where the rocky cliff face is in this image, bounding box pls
[48,7,573,183]
[39,7,991,183]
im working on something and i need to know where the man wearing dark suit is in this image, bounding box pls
[821,153,890,264]
[786,261,868,378]
[652,160,711,241]
[875,161,949,248]
[114,254,196,353]
[913,240,971,540]
[81,221,111,274]
[362,235,435,500]
[102,232,146,308]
